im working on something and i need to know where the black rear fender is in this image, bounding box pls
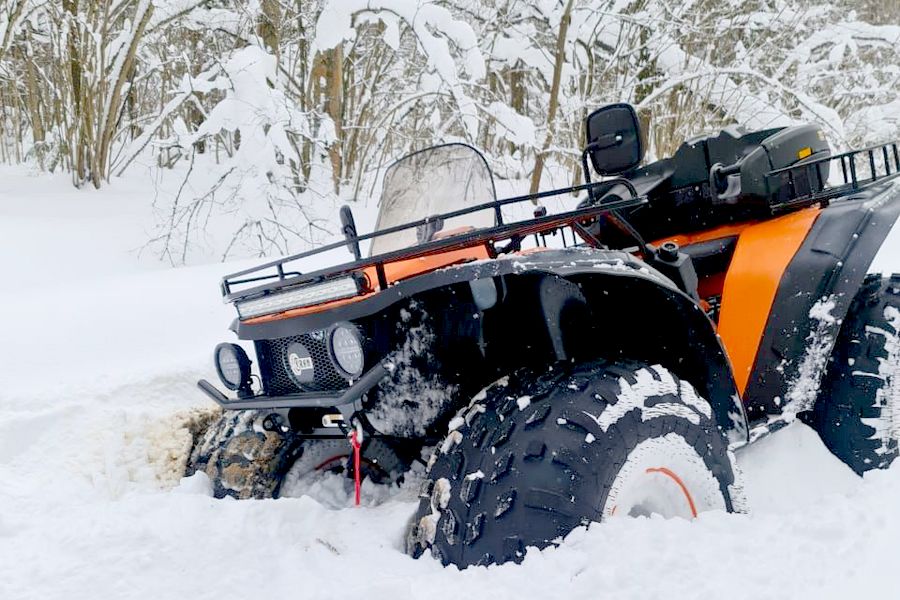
[745,181,900,420]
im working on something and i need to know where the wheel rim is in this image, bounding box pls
[603,434,726,520]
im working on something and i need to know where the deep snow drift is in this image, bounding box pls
[2,165,900,600]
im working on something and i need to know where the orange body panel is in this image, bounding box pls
[241,245,490,325]
[716,208,821,396]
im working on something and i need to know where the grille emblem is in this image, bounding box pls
[285,342,315,384]
[289,354,313,375]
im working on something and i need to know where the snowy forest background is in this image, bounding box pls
[0,0,898,264]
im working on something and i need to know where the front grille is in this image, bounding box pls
[256,331,349,395]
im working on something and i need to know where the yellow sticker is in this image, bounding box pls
[798,147,812,159]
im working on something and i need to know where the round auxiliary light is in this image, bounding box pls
[328,323,365,379]
[214,343,252,391]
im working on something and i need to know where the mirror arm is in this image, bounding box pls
[581,145,596,202]
[606,210,651,260]
[578,147,649,259]
[581,145,639,201]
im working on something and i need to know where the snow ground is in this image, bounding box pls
[2,165,900,600]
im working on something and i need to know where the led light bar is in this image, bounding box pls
[235,275,362,319]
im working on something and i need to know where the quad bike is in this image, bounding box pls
[190,103,900,568]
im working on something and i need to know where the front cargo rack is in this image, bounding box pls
[767,140,900,213]
[220,179,646,304]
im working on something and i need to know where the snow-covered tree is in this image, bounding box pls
[0,0,897,262]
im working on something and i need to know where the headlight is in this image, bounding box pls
[214,343,252,392]
[328,323,365,378]
[235,276,362,319]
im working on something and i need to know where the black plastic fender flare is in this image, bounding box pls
[235,247,749,445]
[744,181,900,420]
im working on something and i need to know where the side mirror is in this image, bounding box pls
[584,103,644,176]
[340,205,361,260]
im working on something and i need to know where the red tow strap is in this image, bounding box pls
[350,429,361,506]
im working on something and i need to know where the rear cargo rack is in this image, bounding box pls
[767,140,900,213]
[221,179,645,303]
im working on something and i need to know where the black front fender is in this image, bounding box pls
[235,247,749,445]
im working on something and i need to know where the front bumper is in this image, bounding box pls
[197,362,391,412]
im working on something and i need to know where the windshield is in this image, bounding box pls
[369,144,497,256]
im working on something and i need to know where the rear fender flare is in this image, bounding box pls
[744,181,900,419]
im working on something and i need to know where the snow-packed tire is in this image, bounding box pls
[187,410,303,499]
[406,360,744,568]
[809,274,900,474]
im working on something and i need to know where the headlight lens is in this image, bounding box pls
[235,276,362,319]
[328,323,364,378]
[214,343,252,391]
